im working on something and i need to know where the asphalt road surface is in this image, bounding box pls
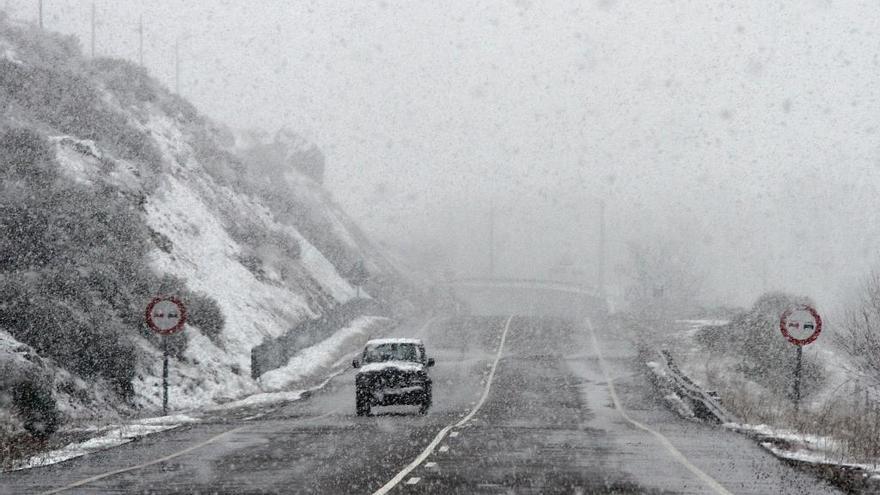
[0,314,842,494]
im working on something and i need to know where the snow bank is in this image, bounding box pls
[6,415,198,472]
[259,316,390,391]
[723,423,880,474]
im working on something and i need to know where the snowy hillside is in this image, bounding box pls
[0,15,411,427]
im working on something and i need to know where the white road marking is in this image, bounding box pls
[38,317,444,494]
[438,445,449,453]
[40,409,341,494]
[371,315,514,495]
[38,426,247,495]
[585,318,733,495]
[405,477,421,485]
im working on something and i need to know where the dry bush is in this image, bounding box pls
[837,271,880,389]
[710,371,880,464]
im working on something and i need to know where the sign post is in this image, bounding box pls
[145,296,187,416]
[779,305,822,414]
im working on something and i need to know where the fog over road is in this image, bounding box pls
[1,291,840,494]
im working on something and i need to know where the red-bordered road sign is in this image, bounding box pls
[779,305,822,346]
[145,296,187,335]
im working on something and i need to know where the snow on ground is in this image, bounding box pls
[670,318,849,413]
[259,316,390,391]
[664,318,880,481]
[0,330,122,424]
[6,415,199,472]
[21,78,377,416]
[132,329,258,411]
[213,390,307,411]
[5,317,393,472]
[5,316,389,472]
[0,329,43,373]
[0,39,23,65]
[674,319,729,337]
[145,173,308,366]
[725,422,880,474]
[646,360,695,419]
[126,105,367,410]
[6,316,392,472]
[142,104,359,348]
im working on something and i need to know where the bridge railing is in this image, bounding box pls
[440,277,600,297]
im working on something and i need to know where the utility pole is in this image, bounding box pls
[174,40,180,93]
[488,203,496,277]
[598,199,606,296]
[90,2,95,57]
[138,14,144,66]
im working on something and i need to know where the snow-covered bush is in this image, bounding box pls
[140,274,226,353]
[0,55,162,173]
[185,292,225,344]
[11,380,59,439]
[0,128,224,399]
[0,331,60,439]
[697,292,826,398]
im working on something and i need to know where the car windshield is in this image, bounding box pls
[363,343,422,363]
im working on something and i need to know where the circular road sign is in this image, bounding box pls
[145,296,187,335]
[779,305,822,346]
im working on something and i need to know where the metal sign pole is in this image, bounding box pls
[162,335,169,416]
[146,295,186,417]
[779,305,822,417]
[793,345,803,414]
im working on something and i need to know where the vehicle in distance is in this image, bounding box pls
[352,338,434,416]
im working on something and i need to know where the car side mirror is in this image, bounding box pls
[427,358,435,367]
[352,359,360,368]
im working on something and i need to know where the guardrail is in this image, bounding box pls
[652,350,737,424]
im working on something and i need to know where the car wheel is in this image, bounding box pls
[418,385,432,415]
[356,388,371,416]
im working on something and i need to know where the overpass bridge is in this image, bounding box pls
[439,277,608,320]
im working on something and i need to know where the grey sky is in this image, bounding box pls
[7,0,880,310]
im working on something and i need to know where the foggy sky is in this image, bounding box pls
[7,0,880,311]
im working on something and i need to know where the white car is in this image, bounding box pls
[352,338,434,416]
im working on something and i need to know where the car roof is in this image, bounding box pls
[365,338,424,346]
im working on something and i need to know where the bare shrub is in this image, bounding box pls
[836,270,880,389]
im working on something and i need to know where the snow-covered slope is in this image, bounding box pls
[0,17,409,422]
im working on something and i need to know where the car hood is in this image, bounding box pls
[358,360,425,374]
